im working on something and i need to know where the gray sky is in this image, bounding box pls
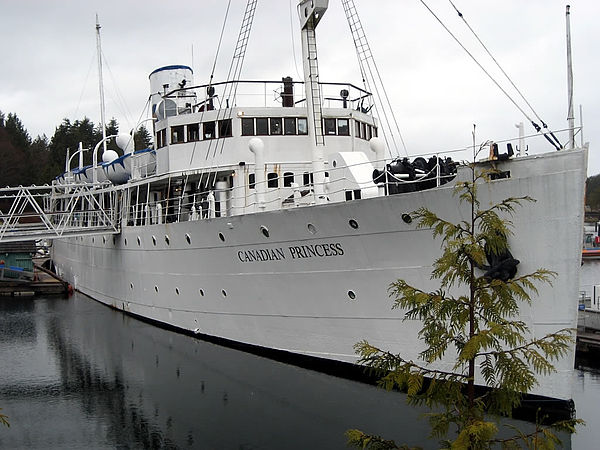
[2,0,598,174]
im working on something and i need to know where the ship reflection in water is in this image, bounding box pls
[0,293,595,449]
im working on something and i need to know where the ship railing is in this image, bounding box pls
[120,156,457,226]
[119,126,586,225]
[163,79,374,113]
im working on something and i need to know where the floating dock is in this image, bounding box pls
[0,260,69,296]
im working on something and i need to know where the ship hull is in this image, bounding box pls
[52,148,587,401]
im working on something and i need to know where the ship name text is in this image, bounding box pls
[237,243,345,263]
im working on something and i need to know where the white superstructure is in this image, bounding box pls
[45,1,588,404]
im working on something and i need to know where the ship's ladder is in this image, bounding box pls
[305,24,325,147]
[341,0,407,158]
[0,184,120,243]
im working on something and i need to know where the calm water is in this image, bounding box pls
[0,293,597,449]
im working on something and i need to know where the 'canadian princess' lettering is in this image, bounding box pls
[237,243,345,263]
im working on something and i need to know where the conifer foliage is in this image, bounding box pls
[347,166,581,449]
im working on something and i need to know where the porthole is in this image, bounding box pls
[221,289,227,298]
[401,213,412,224]
[154,285,159,293]
[307,223,317,234]
[124,238,128,246]
[130,283,134,290]
[92,237,95,244]
[260,225,270,238]
[348,219,359,229]
[348,290,357,300]
[152,235,157,246]
[165,235,170,245]
[332,160,337,168]
[137,236,141,246]
[185,233,192,245]
[199,289,205,297]
[175,287,180,295]
[218,232,225,242]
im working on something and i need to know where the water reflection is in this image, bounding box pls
[1,293,435,449]
[2,293,595,448]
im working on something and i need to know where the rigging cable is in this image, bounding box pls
[73,53,96,120]
[340,0,407,158]
[289,0,303,80]
[418,0,561,151]
[447,0,562,149]
[189,0,232,165]
[101,50,135,130]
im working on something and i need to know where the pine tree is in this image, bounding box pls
[134,124,152,150]
[347,166,582,449]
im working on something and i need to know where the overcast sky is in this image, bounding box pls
[2,0,598,174]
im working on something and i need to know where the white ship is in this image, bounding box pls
[46,1,587,404]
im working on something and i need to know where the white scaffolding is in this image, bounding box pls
[0,184,120,243]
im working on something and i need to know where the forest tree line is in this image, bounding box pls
[0,110,151,187]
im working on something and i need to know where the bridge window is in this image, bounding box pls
[284,117,296,135]
[297,118,308,135]
[203,121,216,140]
[171,125,185,144]
[249,173,256,189]
[270,118,282,135]
[157,129,167,148]
[188,123,199,141]
[256,118,269,136]
[218,119,232,138]
[324,118,337,135]
[283,172,294,187]
[267,172,279,188]
[241,118,254,136]
[338,118,350,136]
[355,120,361,138]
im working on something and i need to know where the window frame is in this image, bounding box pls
[203,121,216,140]
[256,118,269,136]
[241,118,255,136]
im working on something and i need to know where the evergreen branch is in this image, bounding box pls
[492,418,584,447]
[477,329,573,360]
[346,429,421,450]
[0,409,8,428]
[474,196,535,222]
[354,341,468,381]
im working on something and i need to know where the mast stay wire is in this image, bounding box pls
[341,0,407,159]
[101,50,135,131]
[289,0,303,80]
[418,0,561,151]
[73,53,96,120]
[446,0,563,149]
[187,0,231,164]
[214,0,258,158]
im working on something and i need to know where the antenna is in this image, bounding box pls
[96,14,108,157]
[566,5,575,149]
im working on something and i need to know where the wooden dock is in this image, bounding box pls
[577,328,600,355]
[0,261,69,296]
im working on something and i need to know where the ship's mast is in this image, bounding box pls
[565,5,575,149]
[96,14,108,157]
[298,0,328,205]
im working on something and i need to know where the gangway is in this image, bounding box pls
[0,184,120,243]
